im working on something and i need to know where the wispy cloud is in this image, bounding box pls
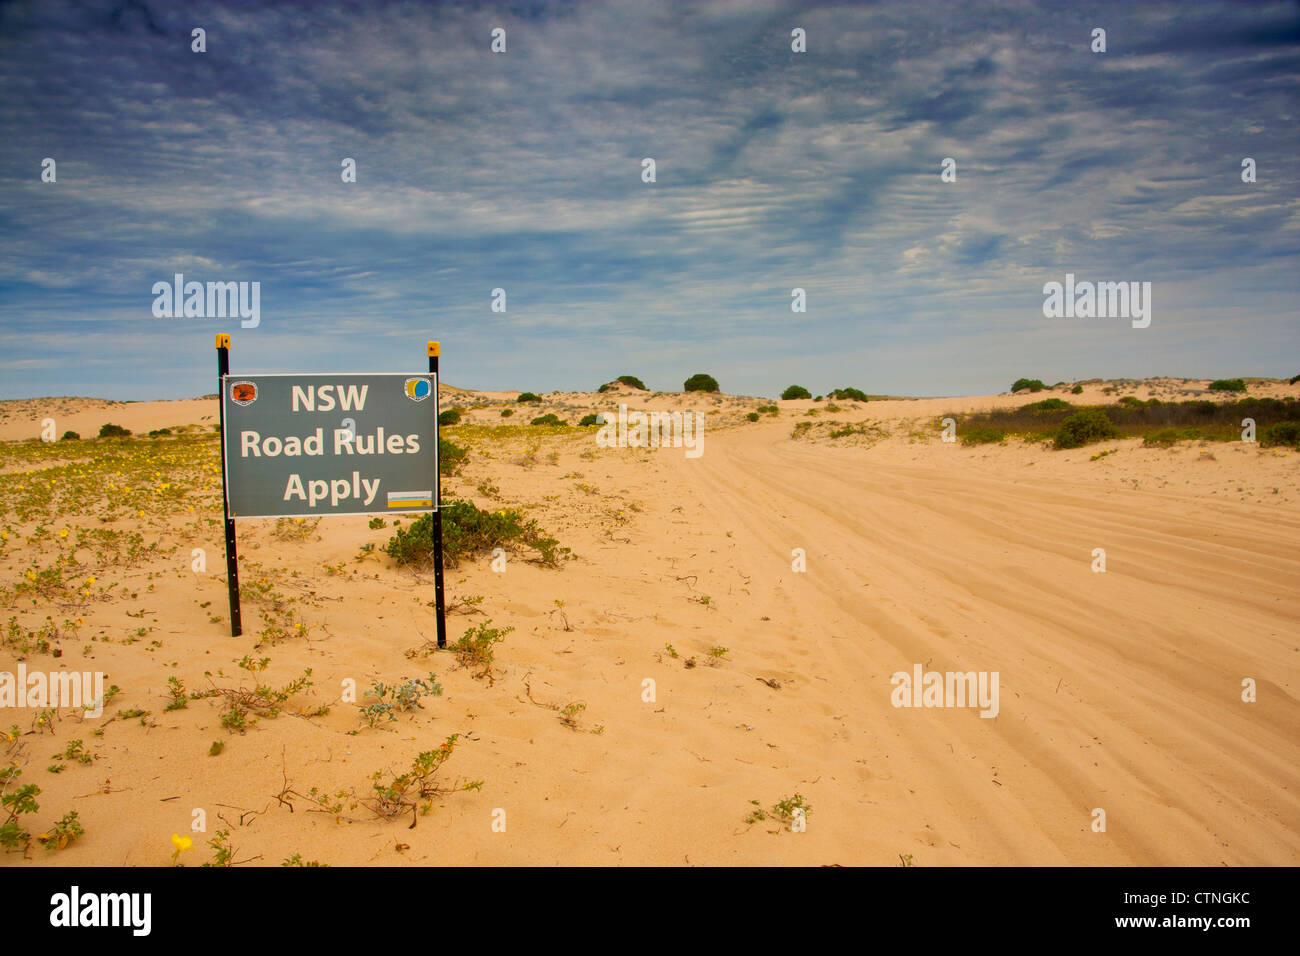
[0,0,1296,399]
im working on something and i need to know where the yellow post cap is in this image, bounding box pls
[427,341,440,357]
[215,334,231,349]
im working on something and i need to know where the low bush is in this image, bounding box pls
[385,500,565,568]
[1055,409,1118,449]
[781,385,812,400]
[1261,421,1300,448]
[1011,378,1045,393]
[530,413,564,426]
[829,387,869,402]
[683,373,719,393]
[98,423,131,438]
[516,392,542,403]
[438,436,467,475]
[1209,379,1247,393]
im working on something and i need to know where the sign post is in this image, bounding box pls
[216,334,243,636]
[214,337,443,642]
[429,342,447,648]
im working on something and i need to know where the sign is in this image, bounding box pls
[221,372,438,518]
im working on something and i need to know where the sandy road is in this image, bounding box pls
[665,422,1300,864]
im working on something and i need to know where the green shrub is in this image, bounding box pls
[829,387,868,402]
[746,412,760,422]
[516,392,542,403]
[1055,409,1118,449]
[578,413,600,427]
[683,373,719,393]
[98,423,131,438]
[1010,378,1046,393]
[438,436,467,475]
[385,501,565,568]
[500,408,513,417]
[781,385,812,400]
[1070,384,1083,394]
[1209,379,1246,393]
[1261,421,1300,448]
[438,409,461,426]
[147,428,171,437]
[1289,374,1300,385]
[59,431,79,441]
[1023,398,1071,412]
[530,413,564,426]
[617,375,647,390]
[1143,428,1202,446]
[756,405,778,415]
[960,427,1005,445]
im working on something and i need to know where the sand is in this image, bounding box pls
[0,378,1297,866]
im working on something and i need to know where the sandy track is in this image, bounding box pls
[663,424,1300,864]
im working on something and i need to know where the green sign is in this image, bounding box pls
[221,373,438,518]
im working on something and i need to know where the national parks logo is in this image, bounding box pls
[230,381,258,406]
[404,377,431,402]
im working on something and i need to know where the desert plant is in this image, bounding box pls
[59,431,79,441]
[530,413,564,426]
[781,385,812,400]
[438,436,468,475]
[500,408,513,417]
[829,387,869,402]
[1055,408,1118,449]
[98,423,131,438]
[360,673,442,727]
[1261,421,1300,448]
[450,620,514,682]
[438,409,462,426]
[1010,378,1045,393]
[386,500,564,568]
[683,373,719,393]
[516,392,542,403]
[1209,379,1247,393]
[1071,384,1084,394]
[960,427,1005,445]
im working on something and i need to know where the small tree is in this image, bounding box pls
[781,385,812,400]
[683,373,719,393]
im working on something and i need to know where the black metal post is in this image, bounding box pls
[216,334,242,637]
[429,341,447,648]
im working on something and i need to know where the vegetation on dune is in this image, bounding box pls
[943,397,1300,450]
[385,500,567,568]
[529,413,564,426]
[683,373,719,393]
[97,423,131,438]
[515,392,542,403]
[1209,378,1247,393]
[828,386,869,402]
[1010,378,1046,393]
[599,375,647,392]
[781,385,812,400]
[438,408,461,426]
[1054,409,1118,449]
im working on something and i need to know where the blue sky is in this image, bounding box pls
[1,0,1297,400]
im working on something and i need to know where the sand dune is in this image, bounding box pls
[0,380,1296,866]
